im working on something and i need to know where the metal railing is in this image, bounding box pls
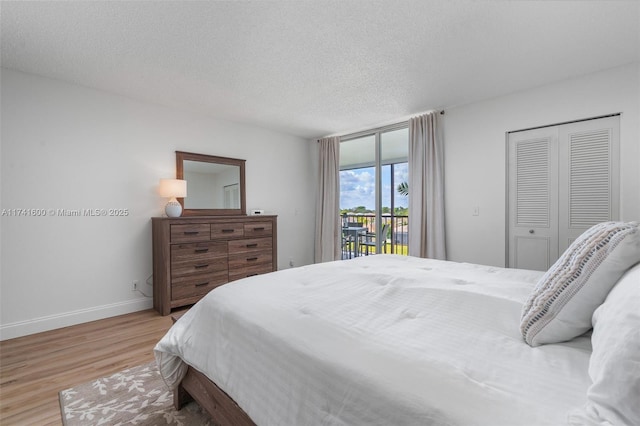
[341,213,408,256]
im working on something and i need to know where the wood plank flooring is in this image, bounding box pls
[0,309,174,425]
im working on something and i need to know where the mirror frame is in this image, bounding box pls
[176,151,246,216]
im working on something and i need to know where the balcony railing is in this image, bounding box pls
[341,213,408,257]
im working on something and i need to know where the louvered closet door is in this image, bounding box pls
[558,116,620,252]
[508,127,559,271]
[507,115,620,271]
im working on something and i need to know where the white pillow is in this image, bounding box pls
[521,221,640,347]
[579,263,640,425]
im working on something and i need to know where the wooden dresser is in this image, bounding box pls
[152,215,277,315]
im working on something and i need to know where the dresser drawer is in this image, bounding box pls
[243,222,273,237]
[211,223,244,239]
[228,263,274,282]
[171,242,227,263]
[228,252,273,269]
[171,258,228,278]
[171,271,228,301]
[171,224,210,243]
[228,237,272,254]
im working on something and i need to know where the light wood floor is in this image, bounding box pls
[0,309,174,425]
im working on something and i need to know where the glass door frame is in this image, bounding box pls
[340,121,408,254]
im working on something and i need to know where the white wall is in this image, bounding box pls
[444,63,640,267]
[0,69,316,339]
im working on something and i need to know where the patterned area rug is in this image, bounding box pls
[59,362,213,425]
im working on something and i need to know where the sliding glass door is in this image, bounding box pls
[339,124,408,257]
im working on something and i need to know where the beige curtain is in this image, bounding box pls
[408,112,446,259]
[314,136,341,262]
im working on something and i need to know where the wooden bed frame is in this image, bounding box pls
[174,364,256,426]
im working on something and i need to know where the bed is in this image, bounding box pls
[154,222,640,426]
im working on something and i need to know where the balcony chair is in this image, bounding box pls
[343,221,367,259]
[360,223,390,256]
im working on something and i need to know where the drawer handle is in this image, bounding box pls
[194,248,209,253]
[184,231,199,235]
[246,243,258,248]
[246,257,258,262]
[222,229,236,233]
[195,282,209,287]
[247,273,258,277]
[253,227,265,231]
[194,264,209,269]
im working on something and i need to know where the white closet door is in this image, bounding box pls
[507,115,620,271]
[558,116,620,252]
[507,127,559,271]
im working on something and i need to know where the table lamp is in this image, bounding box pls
[159,179,187,217]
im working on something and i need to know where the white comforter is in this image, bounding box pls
[155,255,592,426]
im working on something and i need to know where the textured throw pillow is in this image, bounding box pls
[569,264,640,425]
[520,221,640,347]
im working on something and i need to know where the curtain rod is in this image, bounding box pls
[507,112,620,134]
[317,110,444,142]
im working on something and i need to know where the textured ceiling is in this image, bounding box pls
[2,1,639,139]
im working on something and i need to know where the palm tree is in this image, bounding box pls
[397,181,408,196]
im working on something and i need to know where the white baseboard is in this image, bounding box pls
[0,298,153,341]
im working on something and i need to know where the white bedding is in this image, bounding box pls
[154,255,593,426]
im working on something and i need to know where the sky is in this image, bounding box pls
[340,163,408,211]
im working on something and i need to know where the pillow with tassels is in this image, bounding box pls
[520,221,640,347]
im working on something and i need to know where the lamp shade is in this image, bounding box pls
[159,179,187,198]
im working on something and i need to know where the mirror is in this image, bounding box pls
[176,151,246,216]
